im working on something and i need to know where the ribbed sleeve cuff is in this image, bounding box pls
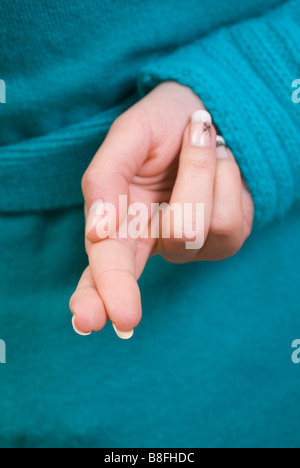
[138,0,300,229]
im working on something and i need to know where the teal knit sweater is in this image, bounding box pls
[0,0,299,226]
[0,0,299,448]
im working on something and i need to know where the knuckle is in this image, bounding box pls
[112,108,150,140]
[81,169,98,198]
[184,151,215,173]
[211,211,243,238]
[110,113,125,132]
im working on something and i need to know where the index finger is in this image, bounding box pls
[83,109,152,242]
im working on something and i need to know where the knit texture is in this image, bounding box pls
[138,0,300,228]
[0,0,292,222]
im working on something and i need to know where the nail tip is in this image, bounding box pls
[72,316,92,336]
[216,135,226,146]
[191,109,212,125]
[112,324,134,340]
[190,111,213,147]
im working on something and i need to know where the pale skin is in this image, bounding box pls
[69,81,254,337]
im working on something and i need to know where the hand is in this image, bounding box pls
[70,82,254,338]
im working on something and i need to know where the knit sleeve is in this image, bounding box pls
[137,0,300,229]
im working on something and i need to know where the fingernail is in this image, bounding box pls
[72,316,92,336]
[216,136,226,146]
[112,323,134,340]
[216,136,229,159]
[190,110,212,147]
[85,200,105,237]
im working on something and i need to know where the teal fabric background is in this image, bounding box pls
[0,206,299,448]
[0,0,299,448]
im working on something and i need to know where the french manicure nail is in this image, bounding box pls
[190,110,213,147]
[112,323,134,340]
[72,316,92,336]
[216,136,229,159]
[85,199,105,237]
[216,136,226,147]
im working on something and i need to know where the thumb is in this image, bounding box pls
[82,110,152,242]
